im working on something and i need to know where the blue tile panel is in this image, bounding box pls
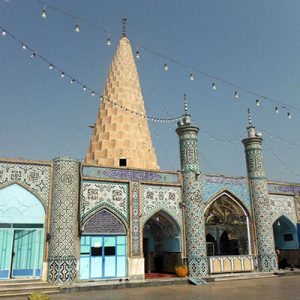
[201,175,250,208]
[268,183,300,194]
[82,166,180,184]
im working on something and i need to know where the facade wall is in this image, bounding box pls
[0,158,300,282]
[80,180,130,226]
[0,159,52,281]
[201,174,250,209]
[0,159,51,206]
[141,184,182,227]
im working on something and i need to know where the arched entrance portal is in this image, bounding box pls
[143,210,181,274]
[0,183,45,279]
[79,209,127,280]
[205,192,250,256]
[273,215,299,250]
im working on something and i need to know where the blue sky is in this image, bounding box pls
[0,0,299,183]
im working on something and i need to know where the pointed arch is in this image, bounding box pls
[272,212,297,227]
[81,202,128,230]
[82,206,127,235]
[273,215,299,249]
[0,183,45,224]
[204,190,250,218]
[143,209,181,234]
[205,190,251,256]
[0,181,47,212]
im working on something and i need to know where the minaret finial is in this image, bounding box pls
[122,18,127,37]
[184,94,188,115]
[248,108,252,125]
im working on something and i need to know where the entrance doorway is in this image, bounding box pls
[0,225,44,279]
[0,184,45,280]
[79,235,126,279]
[143,210,181,275]
[205,192,250,256]
[79,208,127,280]
[273,215,299,250]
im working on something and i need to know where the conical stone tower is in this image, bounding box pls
[85,24,159,171]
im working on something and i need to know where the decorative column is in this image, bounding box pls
[242,111,277,272]
[128,181,144,280]
[176,97,208,277]
[48,157,80,284]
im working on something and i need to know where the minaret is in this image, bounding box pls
[242,109,277,272]
[176,95,208,277]
[85,19,159,171]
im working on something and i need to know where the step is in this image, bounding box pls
[213,273,277,281]
[61,277,189,293]
[0,282,60,297]
[0,290,60,298]
[0,280,49,288]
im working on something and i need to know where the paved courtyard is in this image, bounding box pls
[3,276,300,300]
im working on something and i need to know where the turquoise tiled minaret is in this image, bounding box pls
[176,96,208,277]
[242,110,277,272]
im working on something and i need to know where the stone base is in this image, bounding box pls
[257,255,278,272]
[188,256,208,277]
[127,257,145,280]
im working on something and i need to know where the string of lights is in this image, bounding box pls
[258,128,300,148]
[31,0,299,119]
[265,143,300,179]
[0,25,183,123]
[199,152,218,173]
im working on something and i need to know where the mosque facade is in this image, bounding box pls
[0,32,300,284]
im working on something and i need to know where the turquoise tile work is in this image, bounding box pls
[201,175,250,208]
[82,166,180,184]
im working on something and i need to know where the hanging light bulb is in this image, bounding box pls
[83,86,87,91]
[106,38,111,46]
[234,91,239,99]
[91,91,95,96]
[189,73,194,80]
[212,82,217,90]
[2,30,7,36]
[135,51,140,59]
[275,107,279,113]
[41,6,47,18]
[164,63,168,71]
[49,64,53,70]
[30,52,37,58]
[256,99,260,106]
[22,44,27,50]
[287,112,292,119]
[70,78,75,84]
[100,96,103,101]
[75,23,80,33]
[277,221,280,226]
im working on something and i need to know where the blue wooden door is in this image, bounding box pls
[79,235,126,280]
